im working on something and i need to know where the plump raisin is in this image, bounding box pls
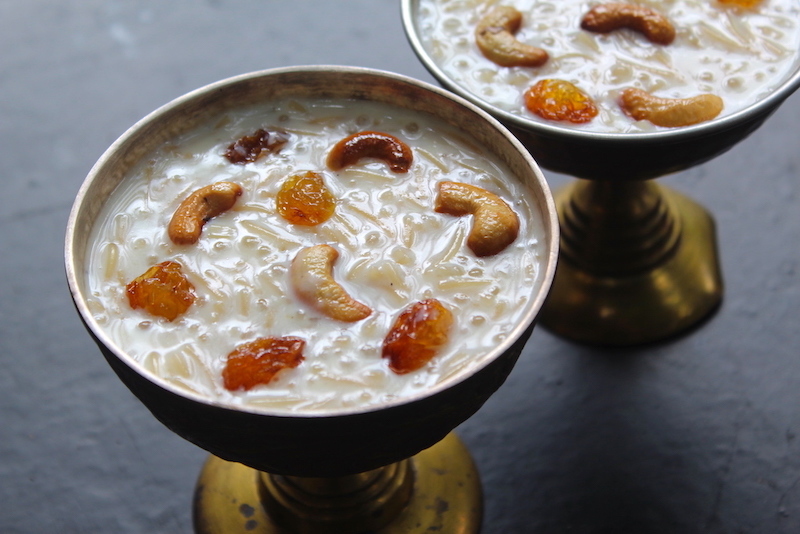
[126,261,196,321]
[225,128,289,164]
[222,336,305,391]
[719,0,763,9]
[382,299,454,374]
[276,171,336,226]
[524,79,598,124]
[718,0,762,7]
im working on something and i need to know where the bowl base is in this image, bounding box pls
[540,182,723,346]
[192,432,482,533]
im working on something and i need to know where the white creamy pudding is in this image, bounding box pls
[416,0,800,132]
[85,98,547,413]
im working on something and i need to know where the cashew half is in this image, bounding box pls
[327,131,413,173]
[434,181,520,257]
[581,3,676,45]
[290,244,372,322]
[168,182,243,245]
[619,88,723,127]
[475,6,549,68]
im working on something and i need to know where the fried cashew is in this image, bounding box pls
[327,131,413,173]
[168,182,243,245]
[290,244,372,322]
[434,181,520,257]
[475,6,549,68]
[581,3,676,45]
[619,88,724,127]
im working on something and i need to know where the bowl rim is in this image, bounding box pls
[401,0,800,144]
[65,64,560,420]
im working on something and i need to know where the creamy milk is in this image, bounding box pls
[85,98,547,413]
[416,0,800,132]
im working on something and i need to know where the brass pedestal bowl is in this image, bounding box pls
[65,66,559,532]
[403,0,800,345]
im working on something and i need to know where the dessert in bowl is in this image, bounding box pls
[403,0,800,179]
[65,66,558,477]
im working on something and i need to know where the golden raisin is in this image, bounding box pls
[222,336,305,391]
[382,299,454,375]
[276,171,336,226]
[126,261,196,321]
[225,128,289,164]
[524,79,598,124]
[718,0,763,7]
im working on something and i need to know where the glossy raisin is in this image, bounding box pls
[382,299,454,374]
[126,261,196,321]
[222,336,306,391]
[718,0,763,7]
[276,171,336,226]
[225,128,289,164]
[524,79,598,124]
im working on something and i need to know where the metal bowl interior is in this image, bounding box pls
[65,66,559,477]
[401,0,800,180]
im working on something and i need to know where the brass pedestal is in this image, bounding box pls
[193,433,482,533]
[540,179,723,346]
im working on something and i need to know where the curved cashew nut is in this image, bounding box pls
[434,181,520,257]
[581,3,676,45]
[327,131,413,173]
[619,88,723,127]
[475,6,549,68]
[290,244,372,322]
[168,181,243,245]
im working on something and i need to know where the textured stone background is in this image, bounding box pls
[1,1,799,532]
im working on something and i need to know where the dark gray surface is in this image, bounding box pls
[1,1,798,533]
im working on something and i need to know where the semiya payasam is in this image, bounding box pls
[84,97,547,413]
[416,0,800,132]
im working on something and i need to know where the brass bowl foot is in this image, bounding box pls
[540,179,723,346]
[193,432,482,533]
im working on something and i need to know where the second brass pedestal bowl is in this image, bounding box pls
[65,66,559,532]
[403,0,800,345]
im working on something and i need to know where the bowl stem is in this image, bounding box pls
[193,432,482,533]
[540,178,723,345]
